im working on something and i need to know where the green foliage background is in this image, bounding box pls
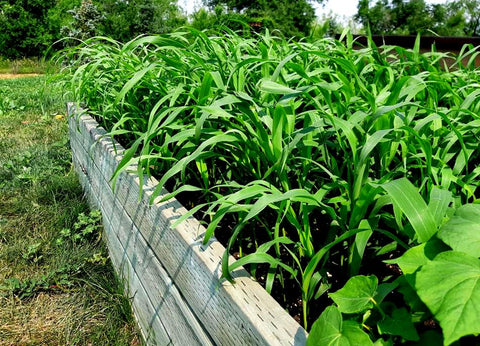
[356,0,480,36]
[0,0,59,58]
[3,0,480,59]
[0,0,187,59]
[204,0,318,38]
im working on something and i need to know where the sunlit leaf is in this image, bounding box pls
[307,306,373,346]
[416,251,480,345]
[329,275,378,314]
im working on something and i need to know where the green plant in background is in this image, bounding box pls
[0,266,78,300]
[356,0,480,36]
[2,208,104,300]
[0,0,59,58]
[59,29,480,344]
[205,0,319,37]
[60,0,105,42]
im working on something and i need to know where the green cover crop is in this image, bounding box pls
[59,29,480,344]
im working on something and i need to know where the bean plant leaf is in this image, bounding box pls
[374,282,398,304]
[377,307,419,341]
[372,339,393,346]
[329,275,378,314]
[307,306,373,346]
[437,204,480,258]
[384,238,446,275]
[415,251,480,345]
[395,276,427,312]
[382,178,437,243]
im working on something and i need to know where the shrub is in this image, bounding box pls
[0,0,58,58]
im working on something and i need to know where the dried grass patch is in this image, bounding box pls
[0,291,139,345]
[0,292,79,345]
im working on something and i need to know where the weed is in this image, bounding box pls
[22,242,43,264]
[56,210,103,245]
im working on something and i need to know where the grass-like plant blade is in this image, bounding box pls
[228,253,296,277]
[114,63,157,105]
[382,178,437,243]
[427,186,452,228]
[228,237,296,277]
[110,136,143,190]
[348,219,373,276]
[259,79,296,94]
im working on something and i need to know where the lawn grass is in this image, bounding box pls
[0,75,142,345]
[0,57,51,74]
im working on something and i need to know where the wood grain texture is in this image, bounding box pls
[71,145,169,345]
[70,133,212,346]
[67,103,308,346]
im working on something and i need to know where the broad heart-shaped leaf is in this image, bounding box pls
[384,238,446,275]
[329,275,378,314]
[307,306,373,346]
[395,276,427,312]
[377,307,419,341]
[416,251,480,345]
[437,204,480,257]
[372,339,393,346]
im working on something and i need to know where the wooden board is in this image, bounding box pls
[67,103,308,346]
[70,134,212,346]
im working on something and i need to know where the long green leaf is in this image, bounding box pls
[382,178,437,243]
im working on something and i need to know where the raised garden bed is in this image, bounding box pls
[67,103,307,345]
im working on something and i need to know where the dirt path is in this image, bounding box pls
[0,73,41,79]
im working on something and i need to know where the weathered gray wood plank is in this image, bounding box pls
[71,151,166,345]
[71,143,170,345]
[68,104,308,346]
[103,208,171,346]
[70,135,212,346]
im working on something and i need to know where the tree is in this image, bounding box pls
[430,2,466,36]
[460,0,480,36]
[0,0,58,58]
[356,0,394,34]
[355,0,480,36]
[356,0,432,34]
[0,0,187,58]
[191,6,250,33]
[47,0,82,36]
[99,0,186,41]
[204,0,322,38]
[60,0,104,42]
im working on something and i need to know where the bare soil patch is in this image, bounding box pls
[0,73,41,79]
